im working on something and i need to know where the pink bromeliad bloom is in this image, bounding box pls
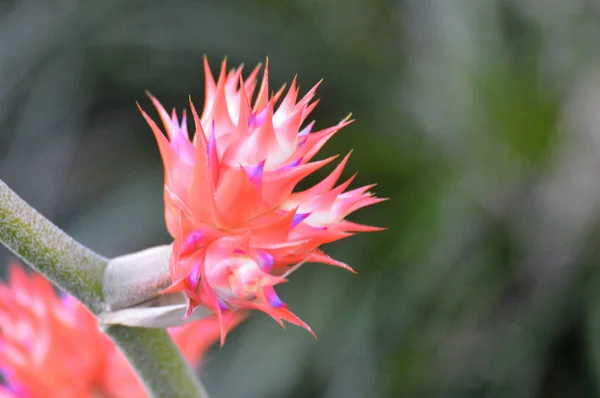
[0,264,245,398]
[140,58,384,341]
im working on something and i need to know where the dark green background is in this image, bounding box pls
[2,1,600,397]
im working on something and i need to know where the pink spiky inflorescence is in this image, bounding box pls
[0,263,245,398]
[140,58,384,343]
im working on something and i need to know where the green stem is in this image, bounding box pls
[0,180,106,312]
[0,180,207,398]
[105,326,208,398]
[103,244,173,311]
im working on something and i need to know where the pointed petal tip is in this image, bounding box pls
[144,89,156,99]
[289,311,316,339]
[338,150,353,166]
[219,331,227,348]
[336,262,357,274]
[365,197,389,207]
[334,261,359,274]
[203,56,211,73]
[161,277,190,295]
[137,103,160,128]
[303,323,317,339]
[181,299,197,321]
[347,223,388,233]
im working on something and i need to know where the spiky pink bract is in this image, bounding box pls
[0,264,245,398]
[141,58,384,342]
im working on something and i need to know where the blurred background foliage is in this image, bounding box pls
[2,0,600,397]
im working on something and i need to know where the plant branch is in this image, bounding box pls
[103,244,173,310]
[104,326,208,398]
[0,180,208,398]
[0,179,106,312]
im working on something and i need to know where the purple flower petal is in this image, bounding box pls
[265,289,285,308]
[277,157,302,172]
[257,251,274,271]
[187,264,202,291]
[243,161,265,187]
[298,121,315,137]
[180,231,204,255]
[292,212,310,229]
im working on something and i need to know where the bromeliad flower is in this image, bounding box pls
[140,58,384,340]
[0,264,245,398]
[167,234,312,340]
[0,265,105,398]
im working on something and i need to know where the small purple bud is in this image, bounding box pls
[265,290,285,308]
[257,251,274,271]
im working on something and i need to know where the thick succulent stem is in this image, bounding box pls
[103,244,173,311]
[104,326,208,398]
[0,180,106,312]
[0,180,207,398]
[99,245,212,329]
